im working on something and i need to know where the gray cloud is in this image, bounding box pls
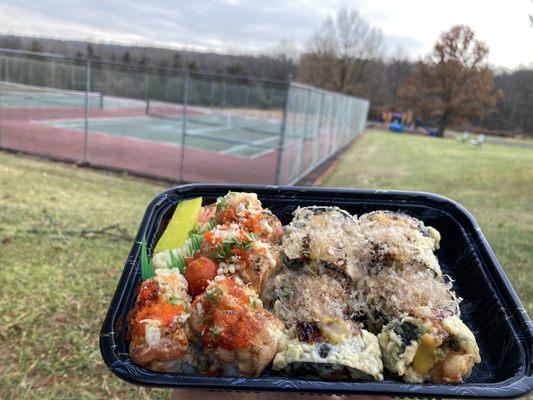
[0,0,431,56]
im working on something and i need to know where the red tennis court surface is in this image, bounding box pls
[0,105,295,184]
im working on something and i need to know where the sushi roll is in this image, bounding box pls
[281,206,365,282]
[358,211,442,276]
[364,268,461,331]
[272,318,383,381]
[378,307,480,383]
[263,268,366,327]
[127,268,195,372]
[187,276,285,377]
[199,223,280,295]
[215,191,283,244]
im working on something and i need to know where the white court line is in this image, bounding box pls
[32,116,153,126]
[186,125,232,136]
[220,135,279,155]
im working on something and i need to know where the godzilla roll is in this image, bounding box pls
[358,210,442,276]
[378,307,480,383]
[273,318,383,381]
[263,267,365,328]
[281,206,366,282]
[358,211,461,331]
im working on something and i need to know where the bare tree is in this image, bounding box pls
[298,8,383,95]
[399,25,502,137]
[267,38,299,62]
[386,48,414,109]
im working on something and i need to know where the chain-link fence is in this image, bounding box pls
[0,50,368,185]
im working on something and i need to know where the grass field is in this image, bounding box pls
[0,128,531,399]
[0,154,168,399]
[321,130,532,316]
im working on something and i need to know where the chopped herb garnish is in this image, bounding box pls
[169,297,180,305]
[216,195,229,210]
[249,295,260,309]
[206,219,216,231]
[206,287,222,303]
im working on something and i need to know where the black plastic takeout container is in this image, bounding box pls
[100,184,533,398]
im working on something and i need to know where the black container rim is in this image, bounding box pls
[100,184,533,398]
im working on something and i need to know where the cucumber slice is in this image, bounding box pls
[154,197,202,255]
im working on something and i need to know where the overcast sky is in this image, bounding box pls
[0,0,532,69]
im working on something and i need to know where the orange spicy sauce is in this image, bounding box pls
[201,279,261,351]
[129,281,185,337]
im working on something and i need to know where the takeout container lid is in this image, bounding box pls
[100,184,533,398]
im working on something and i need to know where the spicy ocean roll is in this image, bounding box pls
[187,276,285,377]
[126,268,195,372]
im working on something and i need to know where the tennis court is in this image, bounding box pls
[37,114,283,158]
[0,55,369,184]
[0,80,285,158]
[0,81,144,109]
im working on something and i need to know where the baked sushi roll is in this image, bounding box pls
[127,268,194,372]
[215,191,283,244]
[364,268,461,331]
[281,206,365,281]
[200,223,279,295]
[358,211,442,276]
[263,268,365,327]
[187,277,285,377]
[378,306,480,383]
[273,318,383,381]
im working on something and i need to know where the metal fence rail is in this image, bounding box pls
[0,51,368,185]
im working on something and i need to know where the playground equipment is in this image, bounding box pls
[380,110,437,136]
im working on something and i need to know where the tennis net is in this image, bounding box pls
[146,99,232,128]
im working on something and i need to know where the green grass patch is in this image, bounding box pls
[0,153,170,399]
[321,129,533,316]
[1,134,531,398]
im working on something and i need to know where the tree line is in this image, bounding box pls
[0,15,531,137]
[296,9,531,137]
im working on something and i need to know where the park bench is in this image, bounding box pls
[457,132,469,143]
[469,134,486,149]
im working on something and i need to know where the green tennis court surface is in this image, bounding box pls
[38,116,282,158]
[0,81,144,109]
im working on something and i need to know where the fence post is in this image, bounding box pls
[326,95,335,156]
[210,79,215,106]
[329,95,339,156]
[144,74,150,114]
[83,60,91,164]
[221,79,226,108]
[313,91,325,165]
[274,74,293,186]
[179,67,189,182]
[296,87,311,178]
[0,91,3,147]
